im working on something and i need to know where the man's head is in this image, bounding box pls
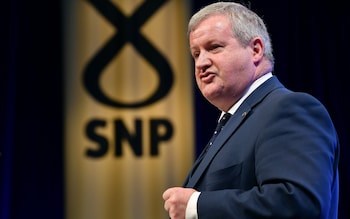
[188,2,274,111]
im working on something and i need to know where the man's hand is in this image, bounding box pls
[162,187,197,219]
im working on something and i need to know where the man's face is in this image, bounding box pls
[189,15,257,111]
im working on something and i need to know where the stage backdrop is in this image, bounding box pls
[63,0,193,218]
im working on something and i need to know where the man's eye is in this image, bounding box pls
[210,45,221,51]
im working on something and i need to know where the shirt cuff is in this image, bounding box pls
[185,191,201,219]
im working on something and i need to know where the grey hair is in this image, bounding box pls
[188,2,274,66]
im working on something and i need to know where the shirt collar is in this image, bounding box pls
[220,72,273,120]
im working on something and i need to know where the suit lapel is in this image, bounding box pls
[186,104,251,188]
[185,76,284,188]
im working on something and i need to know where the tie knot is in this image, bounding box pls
[219,113,231,126]
[215,113,231,133]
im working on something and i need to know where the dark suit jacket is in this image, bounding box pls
[183,76,339,219]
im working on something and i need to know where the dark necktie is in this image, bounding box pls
[204,112,232,153]
[190,113,232,177]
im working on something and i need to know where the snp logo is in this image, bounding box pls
[83,0,174,158]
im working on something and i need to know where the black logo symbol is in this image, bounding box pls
[83,0,173,108]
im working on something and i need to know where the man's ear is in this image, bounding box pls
[251,37,264,63]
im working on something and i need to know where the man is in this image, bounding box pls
[162,2,339,219]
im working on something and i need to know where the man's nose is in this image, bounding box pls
[196,52,211,72]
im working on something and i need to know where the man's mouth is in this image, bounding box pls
[200,72,216,83]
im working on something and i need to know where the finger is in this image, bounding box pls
[162,187,174,200]
[162,191,168,201]
[164,196,172,209]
